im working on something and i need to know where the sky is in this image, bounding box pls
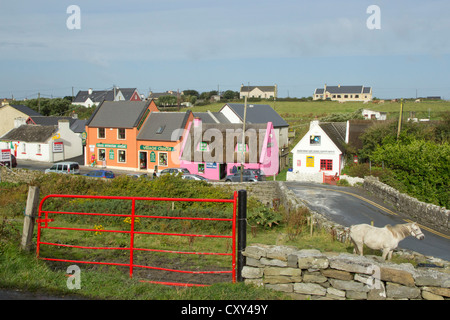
[1,0,450,100]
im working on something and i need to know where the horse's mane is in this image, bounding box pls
[386,223,411,238]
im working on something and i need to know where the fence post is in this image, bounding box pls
[237,189,247,282]
[21,186,40,251]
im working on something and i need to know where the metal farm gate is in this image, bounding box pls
[36,191,246,287]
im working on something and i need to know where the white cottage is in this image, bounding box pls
[289,120,347,183]
[0,120,83,162]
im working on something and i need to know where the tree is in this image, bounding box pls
[223,90,238,100]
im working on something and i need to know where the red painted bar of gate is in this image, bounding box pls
[36,192,238,286]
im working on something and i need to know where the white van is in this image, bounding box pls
[45,162,80,175]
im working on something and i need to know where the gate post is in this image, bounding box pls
[237,189,247,282]
[21,186,40,251]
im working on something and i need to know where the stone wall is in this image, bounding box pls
[0,167,44,184]
[363,176,450,234]
[242,244,450,300]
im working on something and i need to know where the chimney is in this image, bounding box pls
[193,117,202,127]
[88,88,93,95]
[14,117,27,128]
[310,118,320,129]
[58,119,70,131]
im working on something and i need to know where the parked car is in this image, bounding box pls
[225,169,265,182]
[126,173,150,179]
[157,167,190,177]
[45,162,80,174]
[0,154,17,168]
[182,174,209,181]
[83,170,115,179]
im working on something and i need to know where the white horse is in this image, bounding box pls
[349,222,424,260]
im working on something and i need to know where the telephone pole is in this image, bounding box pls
[397,98,404,140]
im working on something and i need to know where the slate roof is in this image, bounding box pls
[2,104,42,117]
[319,122,347,152]
[180,123,268,163]
[86,101,151,128]
[220,103,288,128]
[314,86,372,95]
[137,111,191,141]
[193,112,230,124]
[347,120,377,150]
[1,124,57,143]
[73,88,138,103]
[28,116,87,133]
[240,86,276,93]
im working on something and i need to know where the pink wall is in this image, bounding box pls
[179,122,279,180]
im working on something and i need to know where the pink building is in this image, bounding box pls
[179,118,278,180]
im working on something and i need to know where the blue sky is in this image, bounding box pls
[1,0,449,100]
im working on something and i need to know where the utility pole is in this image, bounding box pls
[240,96,248,182]
[38,92,41,113]
[397,98,404,140]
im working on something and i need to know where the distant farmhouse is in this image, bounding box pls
[313,84,372,102]
[72,87,142,108]
[240,85,277,99]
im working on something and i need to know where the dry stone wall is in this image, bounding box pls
[242,244,450,300]
[363,176,450,234]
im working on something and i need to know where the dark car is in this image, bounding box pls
[83,170,115,179]
[0,154,17,168]
[225,169,265,182]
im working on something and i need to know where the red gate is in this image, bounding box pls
[36,192,238,287]
[323,173,339,185]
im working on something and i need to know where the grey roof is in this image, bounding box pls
[315,86,372,95]
[73,90,114,103]
[4,104,42,117]
[28,116,87,133]
[137,111,191,141]
[1,124,56,143]
[118,88,139,100]
[220,103,289,128]
[73,88,139,103]
[319,122,347,152]
[193,112,230,124]
[86,101,151,128]
[240,86,276,92]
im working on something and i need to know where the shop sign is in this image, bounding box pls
[53,141,64,153]
[96,143,127,149]
[150,151,156,162]
[140,145,174,151]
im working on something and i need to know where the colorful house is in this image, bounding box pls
[136,111,193,173]
[179,118,279,180]
[84,100,158,169]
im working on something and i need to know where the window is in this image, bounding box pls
[118,150,126,163]
[156,125,165,134]
[310,135,321,145]
[159,152,168,167]
[118,128,126,140]
[98,149,106,161]
[98,128,105,139]
[320,159,333,171]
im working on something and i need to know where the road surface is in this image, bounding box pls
[285,182,450,262]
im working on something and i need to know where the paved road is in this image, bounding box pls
[285,182,450,262]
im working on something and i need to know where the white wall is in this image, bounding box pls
[291,122,342,177]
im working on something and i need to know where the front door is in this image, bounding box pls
[139,151,147,169]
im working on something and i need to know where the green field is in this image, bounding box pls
[190,99,449,152]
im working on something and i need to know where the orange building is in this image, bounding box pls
[136,111,193,173]
[85,100,158,170]
[85,100,193,173]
